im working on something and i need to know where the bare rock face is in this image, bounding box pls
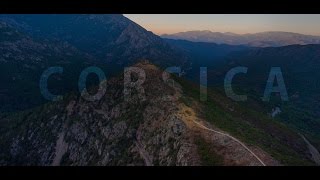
[0,61,303,166]
[0,62,200,166]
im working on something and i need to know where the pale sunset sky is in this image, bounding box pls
[124,14,320,36]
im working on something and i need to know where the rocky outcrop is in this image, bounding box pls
[0,62,200,166]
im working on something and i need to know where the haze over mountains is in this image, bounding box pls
[1,14,320,166]
[162,30,320,47]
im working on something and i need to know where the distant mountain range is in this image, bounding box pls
[162,30,320,47]
[1,15,320,166]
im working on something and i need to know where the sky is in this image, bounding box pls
[124,14,320,36]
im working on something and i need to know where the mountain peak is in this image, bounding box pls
[1,14,190,67]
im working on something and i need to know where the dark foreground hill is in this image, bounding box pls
[0,62,316,165]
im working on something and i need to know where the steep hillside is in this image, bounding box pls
[179,77,318,165]
[0,62,199,165]
[0,14,190,68]
[206,44,320,156]
[0,62,316,165]
[0,22,102,112]
[0,15,191,112]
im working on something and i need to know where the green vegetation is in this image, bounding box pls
[175,76,314,165]
[194,136,224,166]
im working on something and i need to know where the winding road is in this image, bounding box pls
[300,134,320,165]
[192,120,266,166]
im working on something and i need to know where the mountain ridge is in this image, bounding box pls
[0,15,191,112]
[2,61,316,165]
[0,14,191,68]
[1,15,319,166]
[162,30,320,47]
[0,61,289,166]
